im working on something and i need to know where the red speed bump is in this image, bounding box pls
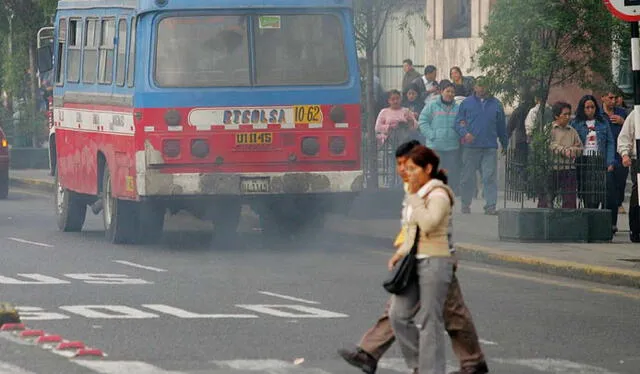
[55,341,85,350]
[0,323,25,331]
[74,348,105,358]
[20,330,44,338]
[36,335,63,344]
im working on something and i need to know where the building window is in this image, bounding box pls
[443,0,471,39]
[617,46,631,93]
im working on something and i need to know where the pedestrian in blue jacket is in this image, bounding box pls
[454,78,508,215]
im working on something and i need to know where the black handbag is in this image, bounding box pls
[383,227,419,295]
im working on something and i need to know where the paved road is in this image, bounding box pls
[0,189,638,374]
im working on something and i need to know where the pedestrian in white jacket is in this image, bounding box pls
[617,110,640,242]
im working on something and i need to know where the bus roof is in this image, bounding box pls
[57,0,353,12]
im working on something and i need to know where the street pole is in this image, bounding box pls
[632,21,640,205]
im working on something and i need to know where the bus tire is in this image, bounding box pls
[136,203,165,244]
[102,167,138,244]
[0,167,9,199]
[55,168,86,232]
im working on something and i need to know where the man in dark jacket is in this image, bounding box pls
[455,77,508,215]
[402,59,422,93]
[411,65,439,103]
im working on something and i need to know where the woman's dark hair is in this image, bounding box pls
[575,94,605,122]
[406,146,448,184]
[387,89,402,100]
[551,101,572,119]
[449,66,463,79]
[404,83,420,96]
[395,140,421,158]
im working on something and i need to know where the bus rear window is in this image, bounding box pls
[253,14,348,86]
[154,13,348,88]
[155,15,250,87]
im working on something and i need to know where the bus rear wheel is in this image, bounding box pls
[102,167,138,244]
[55,168,87,232]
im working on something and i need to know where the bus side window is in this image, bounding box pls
[67,19,82,83]
[56,18,67,85]
[127,17,136,87]
[115,19,127,86]
[83,18,99,84]
[98,18,115,84]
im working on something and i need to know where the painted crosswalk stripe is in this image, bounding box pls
[0,362,37,374]
[72,360,185,374]
[378,358,457,373]
[493,358,621,374]
[212,360,332,373]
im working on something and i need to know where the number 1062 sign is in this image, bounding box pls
[604,0,640,22]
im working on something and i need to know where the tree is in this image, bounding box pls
[0,0,55,146]
[474,0,627,129]
[353,0,426,189]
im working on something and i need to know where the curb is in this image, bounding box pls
[10,177,54,193]
[455,242,640,289]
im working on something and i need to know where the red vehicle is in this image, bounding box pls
[38,0,362,244]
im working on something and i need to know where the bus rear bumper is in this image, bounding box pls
[137,170,364,197]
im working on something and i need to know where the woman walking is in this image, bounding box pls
[388,146,457,374]
[571,95,617,233]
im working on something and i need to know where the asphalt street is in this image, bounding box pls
[0,188,638,374]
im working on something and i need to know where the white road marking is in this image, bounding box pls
[493,358,621,374]
[378,358,457,373]
[59,305,159,319]
[15,306,70,321]
[213,359,332,374]
[64,273,152,285]
[113,260,168,273]
[479,339,498,346]
[0,274,69,285]
[73,360,184,374]
[142,304,258,319]
[0,361,37,374]
[258,291,320,304]
[7,238,53,248]
[236,304,349,318]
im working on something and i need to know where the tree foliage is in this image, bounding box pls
[352,0,426,188]
[474,0,628,110]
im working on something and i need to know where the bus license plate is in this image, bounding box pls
[236,132,273,145]
[294,105,323,123]
[240,177,270,193]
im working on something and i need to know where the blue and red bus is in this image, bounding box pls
[38,0,362,244]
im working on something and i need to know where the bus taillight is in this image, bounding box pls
[191,139,209,159]
[301,137,320,156]
[163,139,181,158]
[164,109,182,127]
[329,105,346,123]
[329,136,346,155]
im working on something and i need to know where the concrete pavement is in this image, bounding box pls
[9,168,640,289]
[0,189,639,373]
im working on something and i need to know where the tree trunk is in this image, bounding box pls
[364,3,378,189]
[28,40,39,147]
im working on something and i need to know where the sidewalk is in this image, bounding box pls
[10,169,640,288]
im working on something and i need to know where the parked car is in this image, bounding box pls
[0,126,9,198]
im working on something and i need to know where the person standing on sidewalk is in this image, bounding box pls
[455,78,508,215]
[617,110,640,242]
[601,89,628,215]
[337,141,488,374]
